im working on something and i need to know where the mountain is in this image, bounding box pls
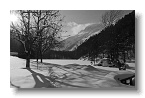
[75,11,135,59]
[59,11,133,51]
[59,23,104,51]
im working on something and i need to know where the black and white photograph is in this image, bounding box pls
[10,10,135,89]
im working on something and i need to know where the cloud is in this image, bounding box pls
[67,22,92,36]
[67,22,78,27]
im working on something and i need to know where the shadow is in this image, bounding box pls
[22,68,87,88]
[40,62,104,79]
[55,81,87,88]
[127,67,135,70]
[10,81,20,88]
[23,68,56,88]
[31,61,62,67]
[33,62,112,82]
[135,13,141,92]
[15,85,137,95]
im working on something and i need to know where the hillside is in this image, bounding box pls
[75,11,135,60]
[60,23,104,51]
[59,10,133,51]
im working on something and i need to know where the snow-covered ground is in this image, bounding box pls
[126,63,135,68]
[93,65,135,73]
[10,56,135,88]
[32,59,91,66]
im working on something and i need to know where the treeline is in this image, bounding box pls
[75,11,135,61]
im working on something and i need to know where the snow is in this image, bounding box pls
[10,56,31,77]
[10,56,135,88]
[33,59,91,66]
[93,65,135,73]
[126,63,135,68]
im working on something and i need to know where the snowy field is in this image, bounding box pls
[32,59,91,66]
[10,56,135,88]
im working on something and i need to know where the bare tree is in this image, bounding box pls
[10,10,33,68]
[101,10,123,27]
[30,10,64,63]
[10,10,64,68]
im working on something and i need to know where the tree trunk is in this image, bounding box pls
[40,53,43,63]
[103,53,104,58]
[26,55,30,68]
[36,52,39,69]
[110,53,113,61]
[37,58,38,63]
[39,45,42,62]
[36,51,38,63]
[127,50,129,60]
[123,51,126,63]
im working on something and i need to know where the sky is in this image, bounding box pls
[10,10,132,39]
[60,10,107,38]
[60,10,132,38]
[60,10,107,24]
[10,10,107,38]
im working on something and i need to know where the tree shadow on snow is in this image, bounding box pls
[33,62,107,80]
[23,68,87,88]
[23,68,56,88]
